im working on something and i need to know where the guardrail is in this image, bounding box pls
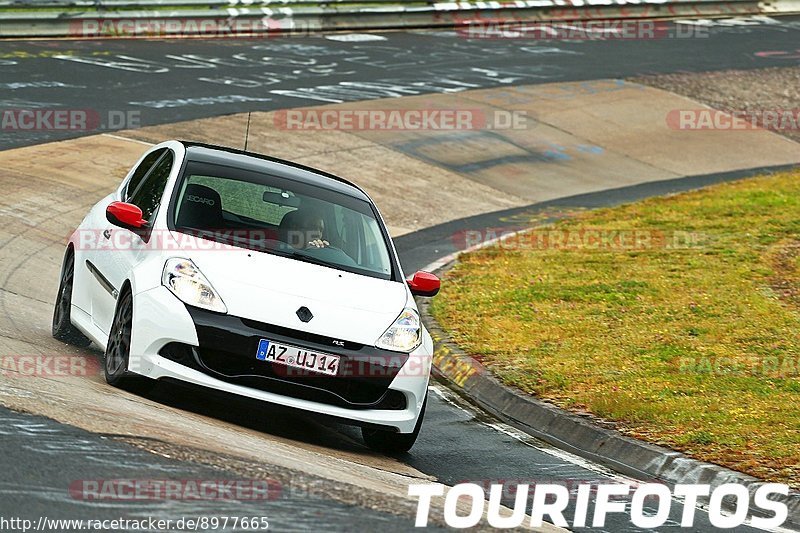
[0,0,797,37]
[0,0,414,6]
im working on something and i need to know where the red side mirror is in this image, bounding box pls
[407,271,440,297]
[106,202,147,229]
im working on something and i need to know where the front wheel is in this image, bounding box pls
[104,289,136,387]
[52,249,92,348]
[362,395,427,454]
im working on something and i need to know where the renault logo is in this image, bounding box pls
[296,306,313,323]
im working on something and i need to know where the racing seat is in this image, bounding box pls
[278,209,303,244]
[176,184,225,231]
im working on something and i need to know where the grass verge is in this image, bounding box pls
[430,169,800,487]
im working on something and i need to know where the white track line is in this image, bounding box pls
[101,133,154,146]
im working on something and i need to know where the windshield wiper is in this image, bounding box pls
[287,251,340,271]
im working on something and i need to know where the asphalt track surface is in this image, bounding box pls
[1,17,800,532]
[1,16,800,150]
[0,406,424,532]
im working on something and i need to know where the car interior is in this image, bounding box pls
[173,174,390,277]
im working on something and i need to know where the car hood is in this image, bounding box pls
[171,232,410,346]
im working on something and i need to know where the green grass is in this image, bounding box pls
[431,170,800,487]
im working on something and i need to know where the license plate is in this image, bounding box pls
[255,339,340,377]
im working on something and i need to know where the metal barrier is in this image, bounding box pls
[0,0,414,6]
[0,0,797,37]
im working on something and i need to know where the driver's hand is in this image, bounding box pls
[307,239,329,248]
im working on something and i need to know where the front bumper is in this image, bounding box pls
[128,286,431,433]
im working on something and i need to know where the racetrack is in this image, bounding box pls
[2,17,800,150]
[1,18,800,532]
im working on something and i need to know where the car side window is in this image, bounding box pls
[129,150,174,223]
[125,148,167,202]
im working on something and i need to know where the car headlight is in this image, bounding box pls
[162,258,227,313]
[375,308,421,352]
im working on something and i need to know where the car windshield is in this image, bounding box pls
[171,160,394,280]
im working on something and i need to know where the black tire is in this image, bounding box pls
[104,288,136,387]
[52,249,92,348]
[362,395,427,454]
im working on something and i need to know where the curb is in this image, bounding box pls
[419,258,800,530]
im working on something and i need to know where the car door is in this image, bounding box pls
[89,148,173,335]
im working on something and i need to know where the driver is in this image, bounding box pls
[282,210,329,250]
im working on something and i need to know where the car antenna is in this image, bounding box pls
[243,111,252,152]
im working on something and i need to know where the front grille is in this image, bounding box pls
[170,307,412,410]
[158,342,408,410]
[240,317,363,351]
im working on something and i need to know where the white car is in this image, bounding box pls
[52,140,441,452]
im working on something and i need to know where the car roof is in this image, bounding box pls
[179,141,372,203]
